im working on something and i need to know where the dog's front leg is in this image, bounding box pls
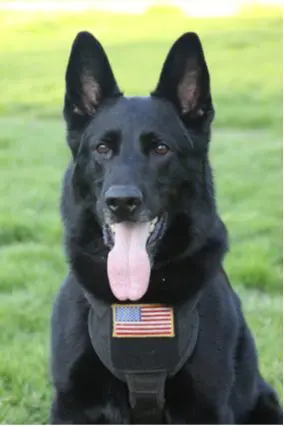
[50,391,97,424]
[49,276,130,424]
[50,390,128,424]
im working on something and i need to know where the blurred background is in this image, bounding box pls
[0,0,282,423]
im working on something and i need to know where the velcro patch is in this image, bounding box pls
[112,304,174,338]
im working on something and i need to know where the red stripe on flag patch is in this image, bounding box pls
[112,304,174,338]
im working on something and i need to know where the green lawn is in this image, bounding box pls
[0,5,282,424]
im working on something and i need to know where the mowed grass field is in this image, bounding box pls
[0,5,282,423]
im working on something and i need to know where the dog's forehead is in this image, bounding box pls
[91,96,180,134]
[120,96,173,117]
[108,96,173,117]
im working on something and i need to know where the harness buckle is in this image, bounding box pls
[126,372,166,424]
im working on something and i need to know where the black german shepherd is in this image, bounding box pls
[49,31,282,424]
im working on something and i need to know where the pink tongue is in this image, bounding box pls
[107,222,151,301]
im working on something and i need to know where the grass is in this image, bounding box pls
[0,5,282,424]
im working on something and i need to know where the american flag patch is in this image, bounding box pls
[112,304,174,338]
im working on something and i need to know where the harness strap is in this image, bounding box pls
[85,291,201,424]
[126,372,166,424]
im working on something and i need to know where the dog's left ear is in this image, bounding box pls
[152,33,214,128]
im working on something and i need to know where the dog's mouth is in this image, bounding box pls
[102,215,168,301]
[103,215,167,249]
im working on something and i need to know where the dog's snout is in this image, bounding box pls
[105,185,143,218]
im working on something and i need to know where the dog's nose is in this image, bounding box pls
[105,185,143,217]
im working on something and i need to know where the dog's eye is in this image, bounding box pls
[96,143,110,154]
[154,143,170,156]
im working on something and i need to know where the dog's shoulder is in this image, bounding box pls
[199,271,241,335]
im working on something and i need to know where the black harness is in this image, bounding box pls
[86,293,200,424]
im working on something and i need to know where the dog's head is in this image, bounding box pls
[64,31,216,301]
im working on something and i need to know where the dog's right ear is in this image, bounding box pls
[64,31,121,141]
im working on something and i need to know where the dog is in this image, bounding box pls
[49,31,282,424]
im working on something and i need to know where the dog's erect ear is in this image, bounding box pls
[64,31,121,125]
[152,33,214,128]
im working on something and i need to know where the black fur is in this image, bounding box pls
[49,31,282,424]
